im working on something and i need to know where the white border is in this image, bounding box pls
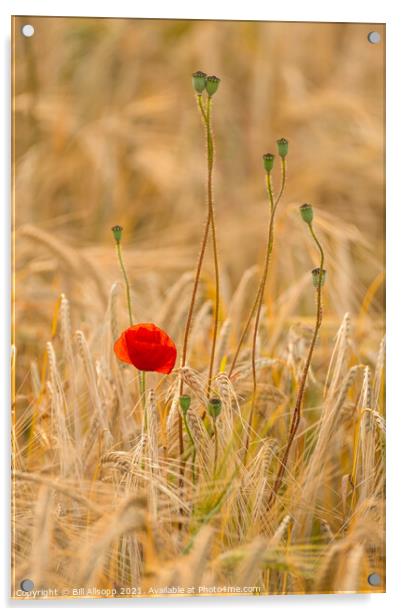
[2,1,401,614]
[0,1,393,22]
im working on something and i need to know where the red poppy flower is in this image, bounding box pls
[114,323,177,374]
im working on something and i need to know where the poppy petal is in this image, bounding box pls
[114,323,177,374]
[113,331,132,364]
[125,328,177,373]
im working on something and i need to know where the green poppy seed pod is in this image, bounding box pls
[300,203,314,224]
[192,70,207,94]
[111,225,123,243]
[208,397,222,419]
[276,137,289,159]
[312,267,327,289]
[179,394,191,415]
[206,75,220,97]
[263,153,275,173]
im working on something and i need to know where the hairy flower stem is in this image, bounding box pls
[228,159,286,380]
[179,93,220,410]
[213,417,218,475]
[178,95,212,463]
[140,371,146,422]
[182,411,197,483]
[266,221,325,510]
[178,92,220,518]
[204,95,221,397]
[178,213,210,391]
[115,241,134,326]
[114,239,145,413]
[242,171,276,464]
[226,159,286,465]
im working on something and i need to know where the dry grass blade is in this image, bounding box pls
[74,496,147,587]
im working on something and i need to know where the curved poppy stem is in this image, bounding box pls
[114,236,145,414]
[180,96,211,386]
[178,95,212,481]
[140,371,146,427]
[244,162,287,464]
[204,96,221,398]
[213,417,218,476]
[243,171,276,465]
[115,241,134,326]
[228,158,286,380]
[179,92,220,428]
[182,411,197,484]
[266,219,324,511]
[226,159,286,465]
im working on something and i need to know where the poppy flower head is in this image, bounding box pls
[114,323,177,374]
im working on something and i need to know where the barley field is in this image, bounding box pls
[12,17,385,598]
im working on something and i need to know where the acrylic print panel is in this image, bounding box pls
[11,16,385,599]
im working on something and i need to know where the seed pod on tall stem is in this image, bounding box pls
[179,73,221,414]
[201,77,221,399]
[266,204,326,510]
[111,226,146,409]
[177,73,221,513]
[228,139,288,464]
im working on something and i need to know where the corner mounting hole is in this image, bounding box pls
[21,24,35,38]
[368,572,381,586]
[20,579,34,592]
[368,31,381,44]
